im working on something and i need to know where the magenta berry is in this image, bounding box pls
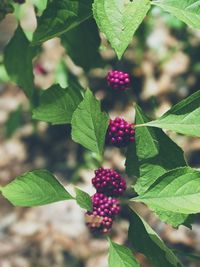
[107,70,131,91]
[107,117,135,147]
[86,193,120,234]
[92,168,126,197]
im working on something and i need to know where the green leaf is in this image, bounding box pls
[128,210,184,267]
[125,142,140,178]
[134,105,159,160]
[126,105,188,227]
[31,0,48,15]
[146,90,200,137]
[127,105,186,194]
[32,0,93,45]
[71,90,109,155]
[54,60,69,88]
[61,19,102,71]
[0,63,10,83]
[5,106,22,138]
[1,170,73,206]
[108,239,140,267]
[154,210,192,229]
[4,26,37,99]
[54,59,85,90]
[75,187,92,211]
[152,0,200,29]
[133,167,200,214]
[93,0,150,59]
[32,85,83,124]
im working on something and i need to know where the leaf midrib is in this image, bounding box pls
[88,99,101,154]
[138,190,200,201]
[148,121,199,127]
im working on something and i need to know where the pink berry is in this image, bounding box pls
[107,70,131,91]
[92,168,126,197]
[107,117,135,147]
[34,63,48,75]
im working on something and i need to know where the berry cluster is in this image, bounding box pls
[107,117,135,147]
[86,168,126,234]
[92,167,126,196]
[107,70,131,91]
[86,193,120,234]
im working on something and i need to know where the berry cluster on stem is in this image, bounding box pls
[85,70,134,234]
[107,117,135,147]
[86,168,126,234]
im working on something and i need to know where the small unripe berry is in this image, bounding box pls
[107,117,135,147]
[92,168,126,197]
[107,70,131,91]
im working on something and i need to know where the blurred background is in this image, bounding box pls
[0,1,200,266]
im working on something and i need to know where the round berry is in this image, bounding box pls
[107,117,135,147]
[107,70,131,91]
[92,168,126,197]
